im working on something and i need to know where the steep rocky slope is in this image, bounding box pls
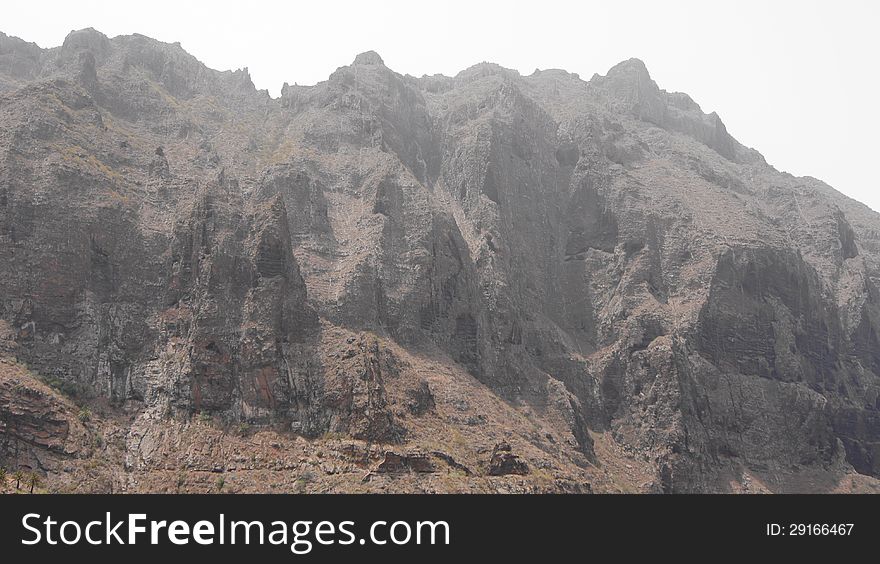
[1,29,878,493]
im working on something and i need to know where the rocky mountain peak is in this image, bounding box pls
[605,57,652,80]
[61,27,111,55]
[353,50,385,66]
[0,31,42,88]
[592,57,664,118]
[455,61,520,83]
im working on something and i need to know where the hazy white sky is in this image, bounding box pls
[4,0,879,211]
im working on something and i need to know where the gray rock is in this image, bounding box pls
[1,28,879,492]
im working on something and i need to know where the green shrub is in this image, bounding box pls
[28,472,41,494]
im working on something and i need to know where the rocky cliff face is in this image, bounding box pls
[1,29,879,493]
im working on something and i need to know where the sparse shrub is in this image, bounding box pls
[28,472,41,494]
[78,407,92,422]
[0,467,7,486]
[294,470,315,493]
[215,476,225,492]
[40,375,86,398]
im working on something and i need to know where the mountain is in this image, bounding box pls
[0,28,878,493]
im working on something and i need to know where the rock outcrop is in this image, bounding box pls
[1,29,879,493]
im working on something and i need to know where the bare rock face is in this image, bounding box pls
[0,351,95,478]
[488,442,529,476]
[1,29,880,493]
